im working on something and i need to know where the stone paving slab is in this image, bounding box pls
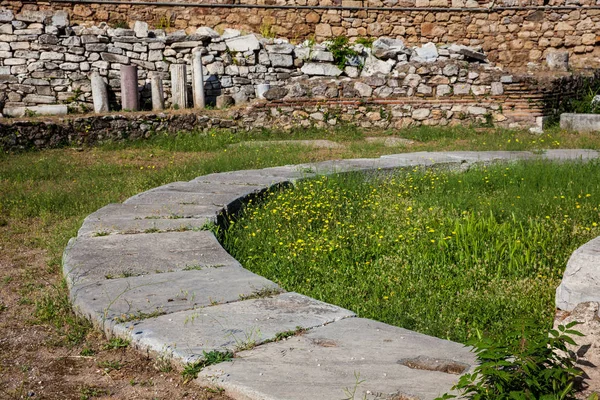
[123,191,248,210]
[304,157,438,174]
[193,171,299,186]
[540,149,600,160]
[198,318,476,400]
[78,203,220,237]
[72,266,281,325]
[114,292,355,364]
[63,231,240,286]
[126,181,268,198]
[443,150,534,162]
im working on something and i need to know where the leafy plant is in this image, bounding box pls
[259,23,276,39]
[326,36,358,69]
[355,37,375,48]
[181,350,233,383]
[102,337,130,350]
[154,14,173,30]
[111,20,129,29]
[97,360,123,372]
[436,320,583,400]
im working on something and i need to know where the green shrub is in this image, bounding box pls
[326,36,358,69]
[437,320,583,400]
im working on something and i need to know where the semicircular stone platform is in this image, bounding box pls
[63,149,600,400]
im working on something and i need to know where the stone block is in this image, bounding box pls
[453,83,471,95]
[301,62,342,76]
[15,10,49,23]
[361,57,394,76]
[414,42,439,62]
[100,52,129,64]
[4,58,25,65]
[546,52,569,70]
[22,94,56,103]
[0,23,12,34]
[0,9,14,22]
[133,21,148,38]
[14,50,38,59]
[3,104,67,117]
[265,43,295,54]
[225,34,260,52]
[491,82,504,95]
[372,37,407,59]
[115,293,354,364]
[198,318,474,400]
[196,26,220,38]
[51,11,69,28]
[40,51,64,61]
[269,53,293,67]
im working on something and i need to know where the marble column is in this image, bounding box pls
[170,64,188,109]
[90,71,109,113]
[120,65,139,111]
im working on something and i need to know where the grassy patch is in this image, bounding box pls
[182,350,233,383]
[223,160,600,343]
[102,337,130,350]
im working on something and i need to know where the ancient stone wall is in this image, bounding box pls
[2,0,600,69]
[0,94,539,151]
[0,7,556,125]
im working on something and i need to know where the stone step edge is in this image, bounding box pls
[63,150,600,372]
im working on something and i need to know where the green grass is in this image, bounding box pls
[3,125,600,349]
[223,160,600,343]
[181,350,233,383]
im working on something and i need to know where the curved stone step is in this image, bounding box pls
[63,149,600,400]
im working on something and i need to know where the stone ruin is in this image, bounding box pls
[0,9,515,116]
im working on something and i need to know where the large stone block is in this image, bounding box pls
[301,62,342,76]
[0,9,14,22]
[557,236,600,310]
[269,53,293,67]
[372,37,408,59]
[225,34,260,53]
[361,57,394,77]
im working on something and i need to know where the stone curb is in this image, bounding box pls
[62,149,599,400]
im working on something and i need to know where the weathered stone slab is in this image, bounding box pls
[77,203,221,237]
[114,293,355,363]
[72,266,281,324]
[383,151,533,165]
[198,318,475,400]
[379,151,462,166]
[191,170,298,187]
[560,113,600,133]
[557,236,600,311]
[414,42,439,62]
[122,181,271,212]
[360,57,394,77]
[63,231,240,286]
[540,149,599,161]
[301,62,342,77]
[3,104,67,117]
[372,37,408,59]
[225,34,260,52]
[122,191,246,212]
[304,157,428,175]
[133,181,267,195]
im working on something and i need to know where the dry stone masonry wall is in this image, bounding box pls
[3,0,600,70]
[0,7,560,131]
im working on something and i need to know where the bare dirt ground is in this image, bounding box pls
[0,228,230,400]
